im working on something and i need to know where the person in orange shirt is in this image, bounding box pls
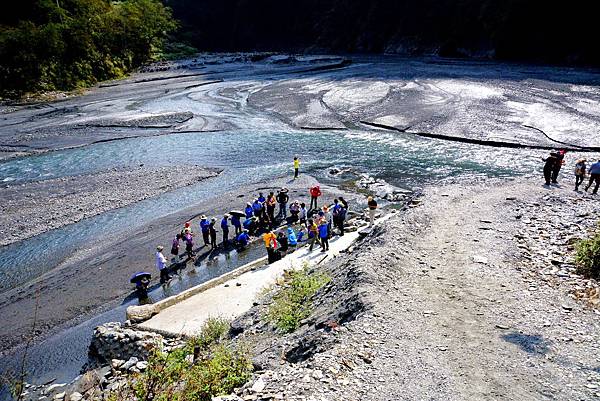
[263,231,279,264]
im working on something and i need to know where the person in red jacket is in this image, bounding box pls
[309,185,322,211]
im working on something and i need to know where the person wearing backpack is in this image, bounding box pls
[276,188,289,220]
[318,219,329,252]
[574,159,587,191]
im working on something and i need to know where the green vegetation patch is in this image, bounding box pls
[1,0,178,97]
[109,317,253,401]
[267,264,331,333]
[575,227,600,280]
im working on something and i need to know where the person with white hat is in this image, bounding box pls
[155,245,170,283]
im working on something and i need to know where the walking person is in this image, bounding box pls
[156,246,171,284]
[199,215,210,246]
[184,231,195,260]
[309,185,322,211]
[367,196,378,227]
[209,218,218,250]
[574,159,587,191]
[276,188,289,220]
[318,219,329,252]
[551,150,566,184]
[542,152,558,186]
[322,206,332,237]
[333,199,347,236]
[170,234,181,261]
[293,157,300,179]
[585,159,600,194]
[221,214,230,245]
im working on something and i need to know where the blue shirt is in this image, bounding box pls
[231,215,241,227]
[287,228,298,246]
[318,223,328,238]
[237,232,250,246]
[245,206,254,218]
[590,162,600,175]
[221,218,229,230]
[200,219,210,233]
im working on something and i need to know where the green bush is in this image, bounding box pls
[109,318,252,401]
[575,229,600,279]
[267,264,331,333]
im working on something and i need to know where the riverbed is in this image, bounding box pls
[0,54,599,392]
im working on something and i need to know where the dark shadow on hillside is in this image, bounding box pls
[502,332,550,355]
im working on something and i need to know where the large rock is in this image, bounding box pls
[126,304,160,323]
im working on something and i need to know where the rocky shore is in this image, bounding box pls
[19,179,600,401]
[0,165,220,247]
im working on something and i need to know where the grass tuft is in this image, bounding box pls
[267,263,331,333]
[575,227,600,280]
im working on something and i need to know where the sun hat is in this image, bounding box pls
[156,245,164,251]
[200,214,207,219]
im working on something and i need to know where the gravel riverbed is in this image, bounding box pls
[0,165,220,246]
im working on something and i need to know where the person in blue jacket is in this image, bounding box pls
[199,215,211,246]
[221,214,230,245]
[236,229,251,248]
[243,216,258,235]
[287,225,298,247]
[245,202,254,219]
[319,220,329,252]
[257,192,266,204]
[252,199,263,218]
[231,214,242,235]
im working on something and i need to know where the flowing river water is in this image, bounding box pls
[0,54,599,394]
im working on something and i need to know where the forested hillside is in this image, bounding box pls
[0,0,176,96]
[2,0,598,96]
[166,0,598,66]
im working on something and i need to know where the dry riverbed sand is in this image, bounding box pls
[0,165,220,246]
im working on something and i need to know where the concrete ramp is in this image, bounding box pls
[138,230,363,337]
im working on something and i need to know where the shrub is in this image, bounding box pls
[109,318,252,401]
[575,229,600,280]
[267,263,331,333]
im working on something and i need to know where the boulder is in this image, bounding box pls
[126,304,160,323]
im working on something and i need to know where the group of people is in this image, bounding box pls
[543,149,600,193]
[262,195,352,263]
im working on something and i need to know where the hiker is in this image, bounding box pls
[199,215,210,246]
[322,206,333,236]
[367,196,378,227]
[171,234,181,260]
[585,159,600,194]
[221,214,230,245]
[293,157,300,179]
[307,219,319,251]
[231,213,242,235]
[339,196,349,221]
[299,202,308,225]
[236,229,251,248]
[309,185,322,211]
[318,219,329,252]
[332,199,347,236]
[276,188,289,219]
[551,150,566,183]
[181,221,192,237]
[259,209,272,231]
[575,159,587,191]
[243,216,258,235]
[297,226,306,242]
[289,200,300,223]
[209,218,217,250]
[252,199,263,218]
[266,192,277,222]
[542,152,559,186]
[184,231,195,259]
[287,225,298,247]
[263,231,279,264]
[156,246,170,283]
[244,202,254,219]
[258,192,266,204]
[277,231,289,253]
